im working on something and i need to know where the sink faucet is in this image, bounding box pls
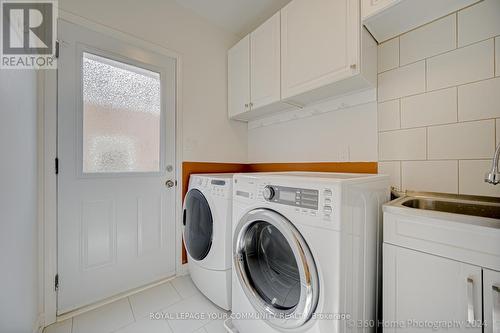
[485,142,500,185]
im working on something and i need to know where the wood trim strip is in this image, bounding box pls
[180,161,378,264]
[247,162,377,173]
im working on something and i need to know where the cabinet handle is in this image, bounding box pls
[467,277,475,324]
[493,285,500,333]
[245,103,249,108]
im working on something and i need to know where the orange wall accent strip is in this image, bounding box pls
[247,162,378,174]
[180,161,378,264]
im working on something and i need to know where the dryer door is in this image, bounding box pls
[183,189,213,261]
[233,208,319,329]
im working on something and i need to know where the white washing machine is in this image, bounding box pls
[229,172,389,333]
[183,174,233,310]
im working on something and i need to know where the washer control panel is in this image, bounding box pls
[263,185,319,210]
[322,188,333,219]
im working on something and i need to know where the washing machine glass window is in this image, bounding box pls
[243,221,300,310]
[234,209,319,329]
[183,189,213,261]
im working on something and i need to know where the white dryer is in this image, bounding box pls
[183,174,233,310]
[230,172,389,333]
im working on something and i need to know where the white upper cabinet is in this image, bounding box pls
[228,0,377,121]
[228,13,296,121]
[281,0,371,104]
[250,12,281,110]
[362,0,396,19]
[362,0,480,43]
[228,35,250,119]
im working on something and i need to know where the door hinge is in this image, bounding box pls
[54,274,59,292]
[55,40,60,59]
[55,157,59,174]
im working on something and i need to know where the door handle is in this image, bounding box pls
[493,284,500,333]
[165,179,175,188]
[467,277,475,324]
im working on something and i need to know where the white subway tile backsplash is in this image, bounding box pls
[458,0,500,47]
[426,39,494,91]
[378,100,400,131]
[378,161,401,190]
[459,160,500,197]
[428,120,495,159]
[496,37,499,77]
[374,0,500,198]
[458,77,500,121]
[379,128,426,161]
[400,14,456,66]
[497,119,500,145]
[401,87,457,128]
[402,160,458,194]
[378,37,399,73]
[378,61,426,102]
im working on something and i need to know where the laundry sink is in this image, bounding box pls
[400,197,500,219]
[383,192,500,271]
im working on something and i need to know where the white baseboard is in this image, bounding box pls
[34,312,45,333]
[178,262,189,276]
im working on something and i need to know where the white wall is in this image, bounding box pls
[377,0,500,197]
[58,0,248,163]
[248,101,378,163]
[0,70,39,332]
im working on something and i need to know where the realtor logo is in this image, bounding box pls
[1,0,57,69]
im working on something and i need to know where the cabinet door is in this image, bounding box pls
[250,12,281,110]
[484,269,500,333]
[228,35,250,118]
[383,244,482,333]
[280,0,359,100]
[361,0,398,20]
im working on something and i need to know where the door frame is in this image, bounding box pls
[38,10,186,328]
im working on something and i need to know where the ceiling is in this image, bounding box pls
[175,0,292,37]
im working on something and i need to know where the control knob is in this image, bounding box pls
[263,186,275,201]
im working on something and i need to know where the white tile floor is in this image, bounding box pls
[44,275,228,333]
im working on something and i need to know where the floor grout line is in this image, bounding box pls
[127,297,136,322]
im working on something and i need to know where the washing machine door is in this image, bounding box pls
[183,189,213,261]
[233,208,319,329]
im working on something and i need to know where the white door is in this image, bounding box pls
[250,12,281,110]
[228,35,250,118]
[280,0,359,99]
[57,20,177,313]
[383,244,482,333]
[484,269,500,333]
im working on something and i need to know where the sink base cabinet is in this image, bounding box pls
[383,244,482,333]
[484,269,500,333]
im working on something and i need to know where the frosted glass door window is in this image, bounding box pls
[82,52,162,173]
